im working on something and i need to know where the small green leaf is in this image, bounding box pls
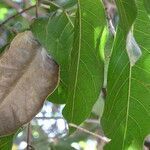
[31,12,74,104]
[63,0,106,126]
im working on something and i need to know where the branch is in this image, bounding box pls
[35,117,100,124]
[26,122,32,150]
[35,116,63,119]
[0,5,36,28]
[3,0,33,20]
[3,0,20,10]
[85,119,100,124]
[35,0,40,18]
[69,123,111,143]
[30,116,110,144]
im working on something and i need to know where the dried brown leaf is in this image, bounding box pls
[0,31,59,136]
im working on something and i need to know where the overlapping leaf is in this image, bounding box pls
[0,48,14,150]
[0,31,59,136]
[102,0,150,149]
[31,13,74,104]
[63,0,106,125]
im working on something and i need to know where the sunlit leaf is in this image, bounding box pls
[0,8,8,21]
[63,0,106,126]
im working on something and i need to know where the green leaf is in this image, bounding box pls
[31,12,74,104]
[102,0,150,149]
[55,0,77,9]
[49,2,60,12]
[42,0,76,12]
[63,0,106,126]
[0,135,13,150]
[143,0,150,15]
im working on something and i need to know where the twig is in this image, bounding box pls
[35,0,39,18]
[85,119,100,124]
[42,0,60,8]
[0,5,36,28]
[69,123,111,143]
[35,116,64,119]
[3,0,21,10]
[26,122,32,150]
[3,0,32,20]
[35,117,100,124]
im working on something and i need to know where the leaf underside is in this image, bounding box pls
[0,31,59,136]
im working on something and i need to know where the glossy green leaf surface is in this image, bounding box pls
[63,0,106,125]
[102,0,150,149]
[31,12,74,104]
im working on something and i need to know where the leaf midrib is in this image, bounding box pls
[70,0,81,122]
[122,65,132,149]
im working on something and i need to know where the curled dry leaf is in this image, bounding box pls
[0,31,59,136]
